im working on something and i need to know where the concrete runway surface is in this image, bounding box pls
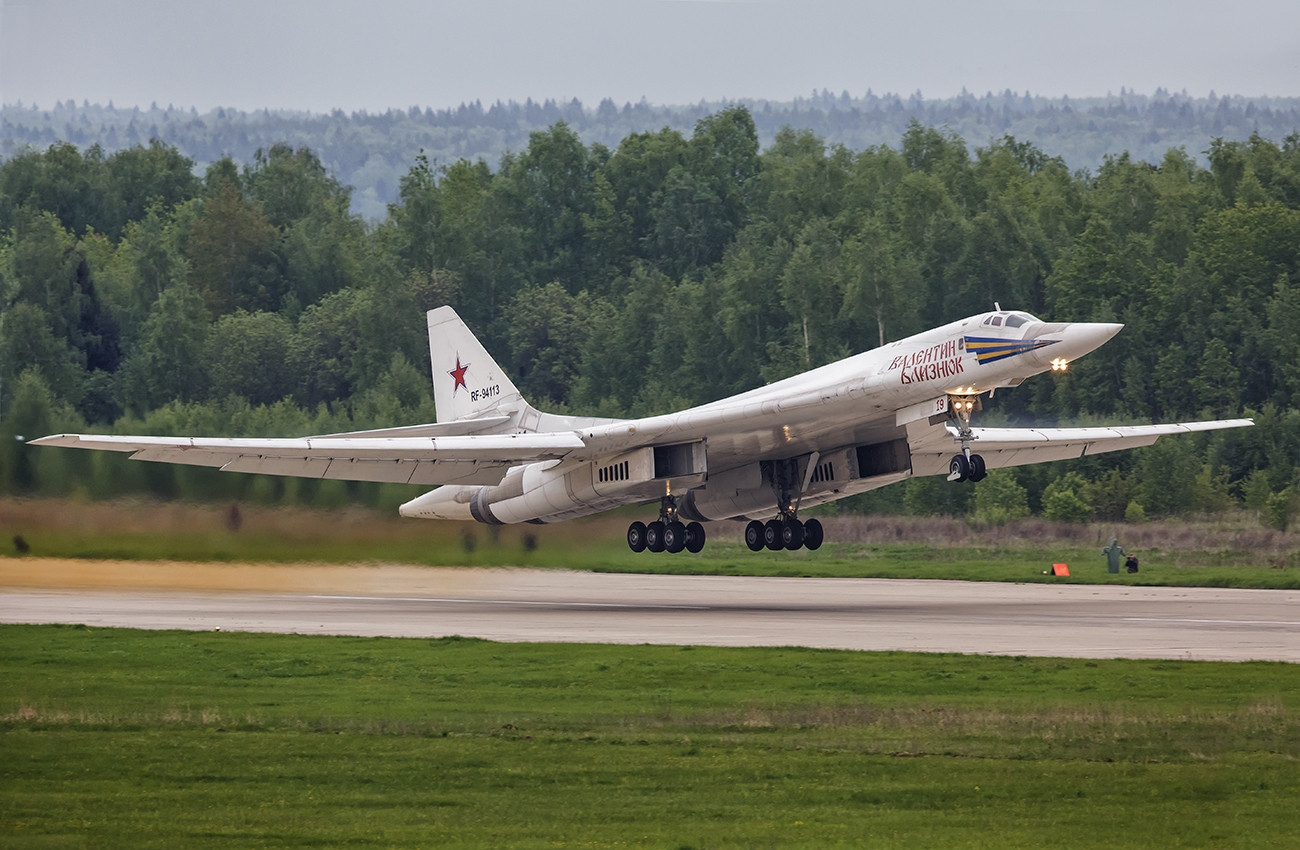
[2,559,1297,661]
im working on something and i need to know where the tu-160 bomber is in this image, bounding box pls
[35,306,1251,553]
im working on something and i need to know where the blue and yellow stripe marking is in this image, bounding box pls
[964,336,1059,365]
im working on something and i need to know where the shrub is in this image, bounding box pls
[1262,488,1294,532]
[972,472,1030,526]
[1124,500,1148,523]
[1087,468,1134,522]
[1136,439,1199,517]
[1042,472,1093,523]
[1241,470,1272,511]
[1193,466,1234,514]
[903,475,973,517]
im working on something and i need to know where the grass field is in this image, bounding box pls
[4,497,1300,588]
[3,625,1298,848]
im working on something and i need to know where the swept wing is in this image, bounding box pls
[906,419,1255,476]
[31,431,585,486]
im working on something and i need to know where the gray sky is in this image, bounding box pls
[3,0,1298,112]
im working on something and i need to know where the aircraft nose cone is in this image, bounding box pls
[1081,324,1123,350]
[1055,322,1124,361]
[1080,322,1123,347]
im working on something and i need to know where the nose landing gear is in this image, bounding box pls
[946,393,988,483]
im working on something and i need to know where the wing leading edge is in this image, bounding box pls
[906,419,1254,477]
[30,432,586,487]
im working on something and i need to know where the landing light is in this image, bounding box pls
[1051,358,1070,372]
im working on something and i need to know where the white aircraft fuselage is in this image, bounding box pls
[400,312,1119,525]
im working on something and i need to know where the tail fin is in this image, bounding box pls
[427,307,525,423]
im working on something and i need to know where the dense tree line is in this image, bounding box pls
[1,109,1299,525]
[4,90,1299,220]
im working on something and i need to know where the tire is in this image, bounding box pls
[803,518,824,550]
[627,521,647,553]
[744,520,765,552]
[968,454,987,482]
[764,519,784,551]
[646,521,666,553]
[685,522,706,554]
[663,521,687,554]
[782,519,805,550]
[949,454,970,482]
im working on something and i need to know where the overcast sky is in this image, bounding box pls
[2,0,1298,113]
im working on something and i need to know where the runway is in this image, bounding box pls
[2,559,1297,661]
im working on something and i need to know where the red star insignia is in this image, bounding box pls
[448,356,470,394]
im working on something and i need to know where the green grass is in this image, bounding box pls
[3,625,1298,847]
[8,532,1300,589]
[5,497,1300,588]
[590,542,1300,587]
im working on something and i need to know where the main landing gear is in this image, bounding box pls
[947,393,988,483]
[625,458,828,554]
[627,495,705,554]
[744,516,824,552]
[743,457,824,552]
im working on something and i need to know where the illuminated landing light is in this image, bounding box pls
[1050,358,1070,372]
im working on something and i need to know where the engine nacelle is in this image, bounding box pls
[679,438,912,521]
[464,441,707,524]
[403,437,911,525]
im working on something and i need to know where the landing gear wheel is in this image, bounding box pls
[744,520,765,552]
[782,519,805,550]
[663,521,687,554]
[627,521,647,553]
[685,522,706,554]
[948,454,970,483]
[764,519,785,551]
[967,454,987,482]
[646,521,666,553]
[803,518,824,551]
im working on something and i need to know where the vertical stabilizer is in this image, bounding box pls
[427,307,525,423]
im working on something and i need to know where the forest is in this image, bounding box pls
[4,90,1299,220]
[1,107,1299,526]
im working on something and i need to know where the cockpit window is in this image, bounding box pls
[985,311,1040,327]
